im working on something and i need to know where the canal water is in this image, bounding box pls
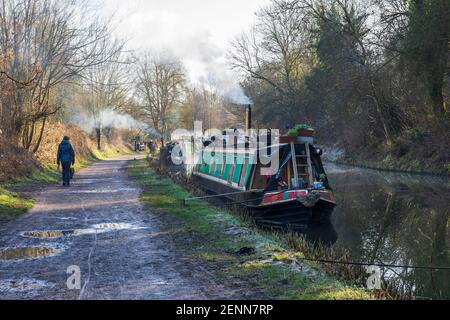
[310,163,449,299]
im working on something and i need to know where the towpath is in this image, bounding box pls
[0,155,231,300]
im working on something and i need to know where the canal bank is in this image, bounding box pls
[329,149,449,177]
[129,159,376,300]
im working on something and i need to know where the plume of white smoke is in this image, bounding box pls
[222,83,253,106]
[67,106,161,137]
[94,0,256,106]
[186,44,253,105]
[173,33,253,105]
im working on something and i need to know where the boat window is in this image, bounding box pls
[233,155,243,183]
[223,163,230,178]
[216,164,221,176]
[244,154,255,186]
[251,163,271,189]
[220,153,226,176]
[210,161,216,175]
[239,156,249,188]
[223,153,232,178]
[227,154,236,184]
[233,165,242,183]
[213,153,221,177]
[228,164,235,184]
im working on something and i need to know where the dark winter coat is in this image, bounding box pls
[57,140,75,165]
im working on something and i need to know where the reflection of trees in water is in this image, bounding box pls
[331,176,449,299]
[411,205,449,299]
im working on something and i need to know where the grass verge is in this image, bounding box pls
[128,159,375,300]
[0,187,35,221]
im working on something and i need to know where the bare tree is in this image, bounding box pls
[80,47,130,150]
[231,0,404,144]
[133,53,185,147]
[229,0,314,119]
[0,0,124,152]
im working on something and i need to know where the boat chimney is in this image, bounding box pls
[245,104,252,131]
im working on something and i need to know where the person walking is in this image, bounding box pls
[57,136,75,187]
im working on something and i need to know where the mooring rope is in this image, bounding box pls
[184,190,258,202]
[184,188,292,207]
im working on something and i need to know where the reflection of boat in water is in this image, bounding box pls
[192,121,336,225]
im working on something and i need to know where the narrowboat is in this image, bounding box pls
[191,123,336,226]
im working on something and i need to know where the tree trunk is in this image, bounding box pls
[26,121,36,150]
[96,128,102,150]
[21,121,35,151]
[429,71,446,119]
[365,66,395,146]
[32,118,47,154]
[421,0,448,120]
[368,84,395,146]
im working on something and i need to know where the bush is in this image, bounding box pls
[0,136,40,183]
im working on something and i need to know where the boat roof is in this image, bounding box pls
[202,143,289,154]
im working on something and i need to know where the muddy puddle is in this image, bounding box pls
[68,188,138,194]
[93,223,140,230]
[21,230,68,239]
[73,223,145,236]
[74,179,123,185]
[21,223,146,239]
[0,278,54,293]
[0,246,61,261]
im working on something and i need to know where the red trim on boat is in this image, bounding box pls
[262,190,308,205]
[262,190,336,206]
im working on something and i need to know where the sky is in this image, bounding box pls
[96,0,270,102]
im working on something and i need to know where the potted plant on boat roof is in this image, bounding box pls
[287,124,315,137]
[279,124,315,144]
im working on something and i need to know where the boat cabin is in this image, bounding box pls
[194,140,330,194]
[190,116,335,224]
